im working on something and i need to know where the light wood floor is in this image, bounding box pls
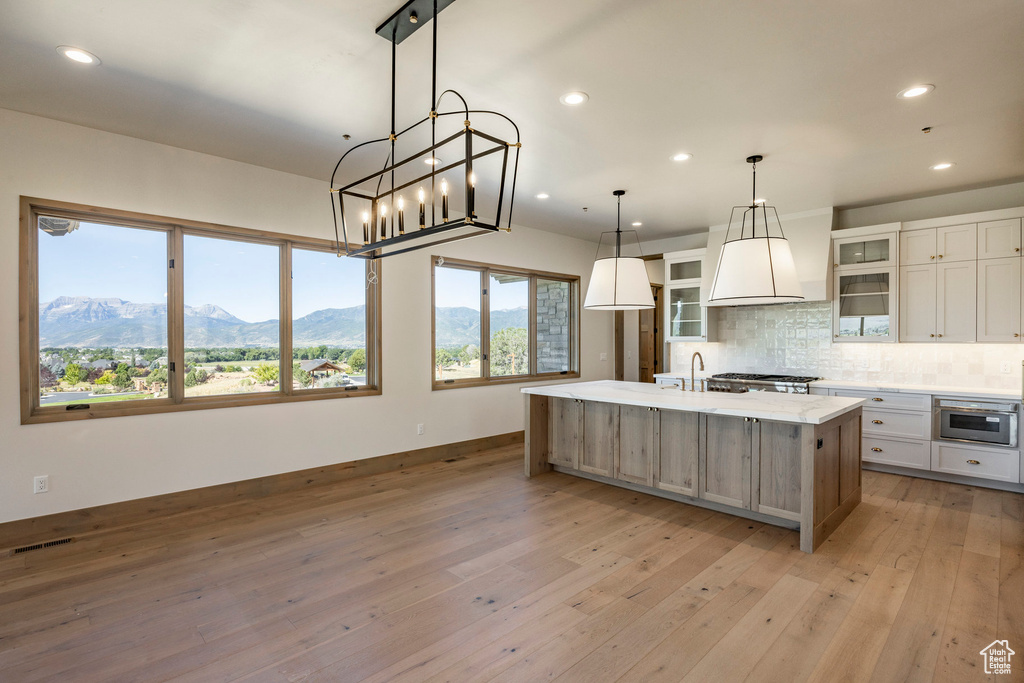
[1,444,1021,682]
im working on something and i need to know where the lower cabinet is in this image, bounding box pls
[547,397,581,468]
[580,401,619,477]
[700,414,752,509]
[699,415,804,519]
[932,442,1021,483]
[617,405,656,485]
[654,410,699,497]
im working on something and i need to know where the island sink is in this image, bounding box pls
[522,380,864,553]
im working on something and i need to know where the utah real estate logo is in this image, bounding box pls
[980,640,1015,675]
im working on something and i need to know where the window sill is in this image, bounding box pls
[431,372,580,391]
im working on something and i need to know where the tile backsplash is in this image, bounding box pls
[669,301,1024,390]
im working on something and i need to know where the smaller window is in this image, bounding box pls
[432,257,579,388]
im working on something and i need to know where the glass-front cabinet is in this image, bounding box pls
[831,229,898,342]
[664,248,713,342]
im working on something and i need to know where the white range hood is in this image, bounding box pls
[702,207,835,306]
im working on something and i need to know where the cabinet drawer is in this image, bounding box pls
[862,436,931,470]
[832,389,931,412]
[932,442,1020,483]
[862,408,931,439]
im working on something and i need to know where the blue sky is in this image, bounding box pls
[39,221,369,323]
[434,266,528,310]
[39,220,526,323]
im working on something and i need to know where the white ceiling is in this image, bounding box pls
[1,0,1022,241]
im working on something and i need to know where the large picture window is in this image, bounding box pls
[431,257,579,388]
[20,197,381,423]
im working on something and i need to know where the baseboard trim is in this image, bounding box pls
[0,430,524,551]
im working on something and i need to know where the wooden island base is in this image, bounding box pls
[525,394,862,553]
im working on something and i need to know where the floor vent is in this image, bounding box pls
[11,537,75,555]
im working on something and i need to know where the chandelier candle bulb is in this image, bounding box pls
[469,172,476,217]
[397,196,405,235]
[441,178,449,222]
[418,187,426,229]
[361,211,370,244]
[379,203,387,239]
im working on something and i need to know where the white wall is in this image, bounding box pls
[836,180,1024,230]
[0,109,614,524]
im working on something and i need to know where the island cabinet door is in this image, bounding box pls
[580,401,619,477]
[751,420,804,522]
[547,398,582,468]
[700,414,752,509]
[655,410,699,497]
[617,405,656,486]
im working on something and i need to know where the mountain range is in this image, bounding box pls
[38,296,527,348]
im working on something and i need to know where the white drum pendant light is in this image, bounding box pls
[708,155,803,306]
[584,190,655,310]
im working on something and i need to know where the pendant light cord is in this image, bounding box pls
[615,193,622,258]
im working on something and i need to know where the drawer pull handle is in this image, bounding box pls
[937,334,943,338]
[871,420,883,424]
[872,397,884,402]
[871,447,883,452]
[1016,248,1021,253]
[744,417,750,422]
[752,418,759,423]
[930,255,935,260]
[967,459,981,465]
[930,334,935,338]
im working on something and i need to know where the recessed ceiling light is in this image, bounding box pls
[671,153,692,162]
[559,91,589,106]
[424,157,442,166]
[536,193,549,199]
[632,221,642,227]
[898,84,934,99]
[930,162,954,170]
[57,46,100,65]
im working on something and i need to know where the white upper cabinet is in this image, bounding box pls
[936,224,977,262]
[901,225,977,265]
[899,265,937,341]
[665,249,713,342]
[900,230,936,265]
[978,218,1022,259]
[833,233,897,269]
[936,261,977,342]
[977,257,1022,342]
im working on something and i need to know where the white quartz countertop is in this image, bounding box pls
[813,379,1021,401]
[522,380,864,425]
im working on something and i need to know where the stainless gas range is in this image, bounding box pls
[705,373,821,394]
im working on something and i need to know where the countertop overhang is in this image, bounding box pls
[522,380,864,425]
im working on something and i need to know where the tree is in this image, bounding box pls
[252,363,279,384]
[148,367,168,384]
[435,348,454,379]
[112,363,132,389]
[490,327,528,376]
[94,370,115,385]
[347,348,366,373]
[293,362,312,388]
[39,366,58,388]
[63,363,83,385]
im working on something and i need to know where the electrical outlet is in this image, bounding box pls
[600,352,608,361]
[33,475,49,494]
[417,423,425,435]
[1001,361,1013,374]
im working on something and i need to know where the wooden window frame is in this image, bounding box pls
[19,197,381,424]
[430,256,580,390]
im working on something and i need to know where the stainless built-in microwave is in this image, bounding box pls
[934,398,1019,448]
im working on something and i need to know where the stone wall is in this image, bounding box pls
[536,280,570,372]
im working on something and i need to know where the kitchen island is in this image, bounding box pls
[522,380,864,553]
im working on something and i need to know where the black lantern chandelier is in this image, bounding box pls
[329,0,522,260]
